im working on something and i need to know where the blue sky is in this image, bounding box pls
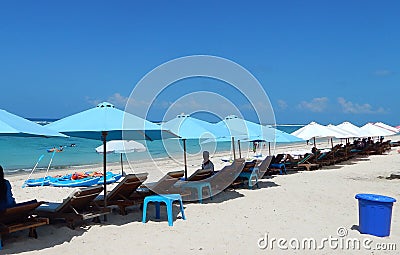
[0,1,399,126]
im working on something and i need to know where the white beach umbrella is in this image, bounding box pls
[95,140,146,154]
[327,124,358,138]
[360,123,396,137]
[373,122,399,134]
[336,122,372,138]
[292,121,346,145]
[96,140,146,176]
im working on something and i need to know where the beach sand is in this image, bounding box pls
[2,137,400,254]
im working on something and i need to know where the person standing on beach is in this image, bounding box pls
[201,151,214,174]
[0,165,16,211]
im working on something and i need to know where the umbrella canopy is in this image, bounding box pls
[396,126,400,132]
[360,123,396,137]
[215,115,275,141]
[0,109,67,137]
[47,102,177,140]
[326,124,358,138]
[162,114,228,180]
[161,114,224,140]
[373,122,399,134]
[96,140,146,176]
[95,140,146,154]
[336,121,372,138]
[273,128,304,143]
[292,121,345,141]
[46,102,178,214]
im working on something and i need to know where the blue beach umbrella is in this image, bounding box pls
[273,128,304,143]
[46,102,178,211]
[0,109,67,186]
[162,114,225,140]
[216,115,279,141]
[215,115,277,157]
[0,109,67,138]
[162,114,226,179]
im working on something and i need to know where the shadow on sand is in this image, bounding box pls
[2,223,88,254]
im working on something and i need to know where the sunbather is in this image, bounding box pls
[201,151,214,174]
[0,165,16,211]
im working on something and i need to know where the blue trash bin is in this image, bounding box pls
[355,193,396,237]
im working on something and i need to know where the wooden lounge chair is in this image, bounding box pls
[136,170,185,196]
[94,173,148,215]
[185,168,214,181]
[235,160,260,189]
[0,200,49,249]
[177,161,245,202]
[206,159,246,193]
[285,153,320,171]
[256,156,274,178]
[35,186,110,229]
[268,154,287,175]
[235,156,274,188]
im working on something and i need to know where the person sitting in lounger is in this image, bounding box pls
[0,165,16,211]
[201,151,214,174]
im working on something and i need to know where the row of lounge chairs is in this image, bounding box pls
[1,141,393,248]
[1,156,276,247]
[265,140,393,173]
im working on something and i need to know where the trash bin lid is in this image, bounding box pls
[355,193,396,203]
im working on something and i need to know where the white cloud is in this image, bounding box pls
[277,99,288,110]
[108,93,128,107]
[86,92,149,109]
[298,97,328,112]
[86,93,128,108]
[373,70,393,76]
[337,97,385,114]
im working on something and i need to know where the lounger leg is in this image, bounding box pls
[179,198,186,220]
[92,216,101,224]
[155,202,160,219]
[118,205,127,216]
[28,228,38,239]
[142,200,148,223]
[207,184,213,200]
[167,200,173,226]
[0,236,2,250]
[255,175,259,188]
[197,187,203,204]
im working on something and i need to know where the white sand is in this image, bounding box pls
[2,137,400,254]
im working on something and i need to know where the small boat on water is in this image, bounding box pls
[25,171,121,188]
[51,177,101,187]
[97,173,122,185]
[24,176,51,187]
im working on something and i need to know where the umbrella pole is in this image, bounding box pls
[183,139,188,180]
[231,137,236,160]
[238,140,241,158]
[120,154,124,176]
[331,138,334,149]
[313,137,316,147]
[268,142,271,156]
[102,131,108,221]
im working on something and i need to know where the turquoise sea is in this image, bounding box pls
[0,119,303,174]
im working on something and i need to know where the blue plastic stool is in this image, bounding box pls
[182,182,213,203]
[142,194,186,226]
[239,167,259,189]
